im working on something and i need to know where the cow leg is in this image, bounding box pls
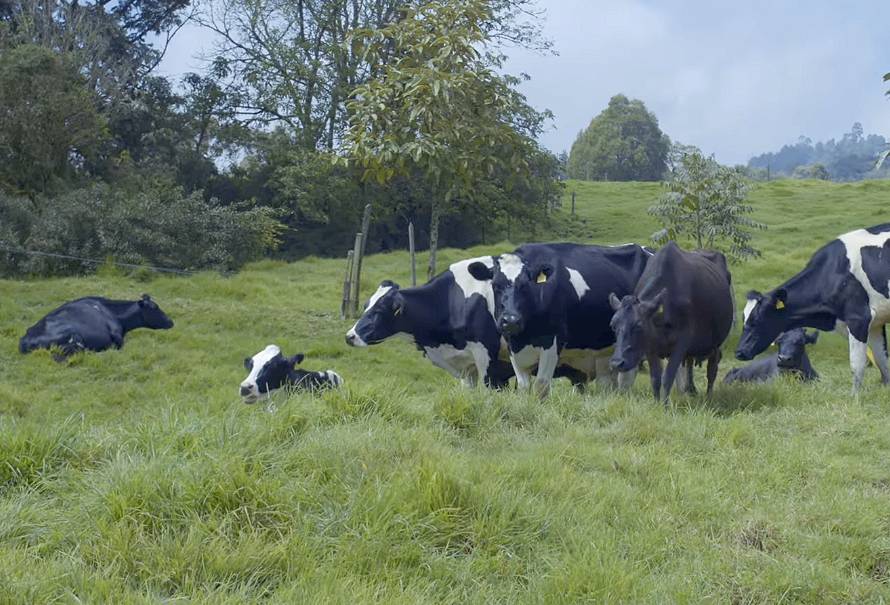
[868,325,890,385]
[674,360,696,394]
[534,337,560,399]
[510,356,533,391]
[661,345,688,406]
[705,350,721,397]
[647,353,663,401]
[616,367,637,391]
[848,333,869,393]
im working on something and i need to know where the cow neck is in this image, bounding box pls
[102,300,145,333]
[399,279,450,335]
[775,267,838,332]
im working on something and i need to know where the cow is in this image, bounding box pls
[240,345,343,402]
[609,242,734,405]
[19,294,174,358]
[736,223,890,392]
[723,328,819,384]
[345,257,515,388]
[467,243,653,398]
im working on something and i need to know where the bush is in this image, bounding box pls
[0,179,282,276]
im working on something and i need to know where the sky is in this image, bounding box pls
[158,0,890,165]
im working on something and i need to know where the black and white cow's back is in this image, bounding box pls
[737,223,890,391]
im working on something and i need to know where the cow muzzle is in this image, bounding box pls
[499,313,522,335]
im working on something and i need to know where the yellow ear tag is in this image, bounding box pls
[536,272,547,284]
[775,300,785,310]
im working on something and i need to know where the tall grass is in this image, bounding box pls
[1,179,890,602]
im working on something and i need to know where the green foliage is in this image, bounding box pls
[792,163,830,180]
[0,45,105,198]
[649,149,765,261]
[0,179,282,275]
[4,180,890,600]
[568,94,670,181]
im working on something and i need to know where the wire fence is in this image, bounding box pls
[0,245,195,276]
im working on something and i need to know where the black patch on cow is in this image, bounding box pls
[864,223,890,235]
[860,240,890,298]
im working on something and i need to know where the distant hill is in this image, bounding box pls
[747,123,889,181]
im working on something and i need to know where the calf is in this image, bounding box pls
[609,242,734,404]
[240,345,343,402]
[737,223,890,392]
[19,294,174,358]
[468,243,652,397]
[724,329,819,384]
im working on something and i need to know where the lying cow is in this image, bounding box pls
[240,345,343,402]
[19,294,174,359]
[724,328,819,384]
[609,242,734,404]
[346,257,515,388]
[468,243,653,397]
[737,222,890,392]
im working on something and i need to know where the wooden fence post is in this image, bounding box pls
[340,249,355,320]
[350,203,373,317]
[350,232,364,317]
[571,190,576,215]
[408,221,416,286]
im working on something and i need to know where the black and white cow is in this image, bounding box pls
[736,223,890,392]
[468,243,653,397]
[19,294,174,358]
[240,345,343,402]
[724,328,819,384]
[609,243,734,404]
[345,257,514,388]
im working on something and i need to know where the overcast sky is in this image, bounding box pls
[158,0,890,165]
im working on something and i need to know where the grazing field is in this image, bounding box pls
[3,179,890,602]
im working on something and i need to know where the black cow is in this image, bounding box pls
[468,243,653,397]
[345,256,514,388]
[19,294,174,358]
[240,345,343,402]
[724,328,819,384]
[609,242,734,404]
[736,223,890,392]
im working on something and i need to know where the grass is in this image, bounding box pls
[2,179,890,602]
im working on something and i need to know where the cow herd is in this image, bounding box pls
[15,222,890,404]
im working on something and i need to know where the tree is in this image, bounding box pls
[649,149,764,262]
[568,94,670,181]
[340,0,555,279]
[0,45,105,200]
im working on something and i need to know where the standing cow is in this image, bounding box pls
[736,223,890,392]
[609,242,734,404]
[345,257,514,388]
[468,243,652,398]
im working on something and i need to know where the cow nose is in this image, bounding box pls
[239,386,252,397]
[345,333,355,345]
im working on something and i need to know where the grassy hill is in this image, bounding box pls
[2,179,890,602]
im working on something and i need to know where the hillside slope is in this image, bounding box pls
[1,180,890,602]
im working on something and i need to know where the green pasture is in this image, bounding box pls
[2,179,890,602]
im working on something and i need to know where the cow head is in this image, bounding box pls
[345,281,406,347]
[138,294,174,329]
[608,289,666,372]
[775,328,818,369]
[736,289,788,360]
[240,344,304,402]
[468,253,556,336]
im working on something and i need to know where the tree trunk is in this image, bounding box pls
[427,201,440,281]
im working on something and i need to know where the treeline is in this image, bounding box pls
[747,123,890,181]
[0,0,561,276]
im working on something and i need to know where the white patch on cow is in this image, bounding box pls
[345,326,367,347]
[326,370,343,387]
[849,332,869,393]
[366,285,393,312]
[565,267,590,299]
[838,228,890,324]
[450,256,496,316]
[423,343,484,385]
[510,343,540,389]
[534,336,560,397]
[241,344,281,398]
[499,253,524,283]
[742,298,758,324]
[559,345,613,376]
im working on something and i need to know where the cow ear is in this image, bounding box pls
[468,261,493,281]
[773,289,787,310]
[746,290,762,301]
[289,353,304,366]
[806,331,819,344]
[381,280,400,289]
[535,264,554,284]
[393,292,406,317]
[244,357,253,370]
[609,292,622,311]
